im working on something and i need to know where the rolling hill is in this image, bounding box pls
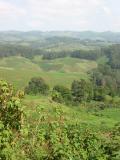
[0,56,97,90]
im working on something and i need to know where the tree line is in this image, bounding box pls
[0,44,120,66]
[42,49,102,60]
[25,76,120,107]
[0,44,46,59]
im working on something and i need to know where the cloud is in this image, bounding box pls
[0,1,26,17]
[0,0,27,30]
[26,0,105,30]
[27,0,104,17]
[0,0,119,31]
[103,6,112,15]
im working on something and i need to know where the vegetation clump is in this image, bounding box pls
[25,77,49,95]
[52,85,72,104]
[0,80,23,159]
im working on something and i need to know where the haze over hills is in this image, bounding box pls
[0,31,120,42]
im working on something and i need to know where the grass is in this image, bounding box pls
[23,95,120,132]
[33,56,97,73]
[0,56,97,90]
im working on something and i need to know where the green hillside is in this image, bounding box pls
[0,56,97,89]
[23,95,120,131]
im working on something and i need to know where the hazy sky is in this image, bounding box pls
[0,0,119,31]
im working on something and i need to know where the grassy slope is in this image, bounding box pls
[0,56,97,90]
[23,95,120,132]
[33,56,97,72]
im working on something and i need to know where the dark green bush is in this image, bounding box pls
[0,80,23,160]
[104,123,120,160]
[25,77,49,95]
[71,79,92,103]
[52,85,72,104]
[51,91,64,103]
[0,80,22,130]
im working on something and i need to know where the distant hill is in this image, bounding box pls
[0,31,120,42]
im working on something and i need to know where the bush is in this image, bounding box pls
[0,80,23,130]
[71,79,92,103]
[52,91,64,103]
[18,107,107,160]
[0,121,13,160]
[0,80,23,159]
[104,123,120,160]
[52,85,72,104]
[25,77,49,95]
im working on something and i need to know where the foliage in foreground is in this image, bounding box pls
[13,105,120,160]
[0,80,120,160]
[0,80,23,159]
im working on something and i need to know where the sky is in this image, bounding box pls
[0,0,119,31]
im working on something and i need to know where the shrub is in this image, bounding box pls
[0,121,13,160]
[52,91,63,103]
[0,80,22,130]
[104,123,120,160]
[0,80,23,159]
[25,77,49,95]
[20,107,107,160]
[71,79,92,103]
[53,85,72,104]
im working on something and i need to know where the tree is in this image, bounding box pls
[25,77,49,95]
[71,79,91,103]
